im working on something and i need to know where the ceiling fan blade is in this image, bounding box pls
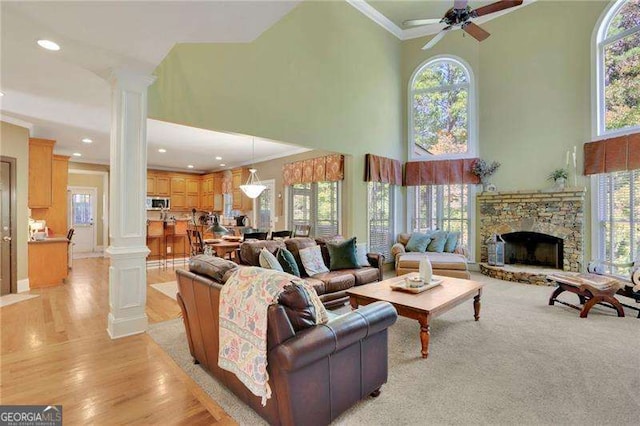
[463,22,491,42]
[403,18,442,27]
[422,30,448,50]
[453,0,469,10]
[474,0,524,17]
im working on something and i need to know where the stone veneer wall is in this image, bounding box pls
[478,188,586,272]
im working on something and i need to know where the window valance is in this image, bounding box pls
[364,154,403,185]
[282,154,344,186]
[583,132,640,175]
[404,158,480,186]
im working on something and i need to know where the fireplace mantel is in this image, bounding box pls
[478,187,586,272]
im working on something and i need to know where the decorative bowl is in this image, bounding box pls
[404,275,424,288]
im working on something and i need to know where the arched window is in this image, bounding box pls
[592,0,640,277]
[409,56,476,159]
[595,0,640,136]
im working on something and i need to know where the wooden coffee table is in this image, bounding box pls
[347,273,484,359]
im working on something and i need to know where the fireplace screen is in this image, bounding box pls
[502,232,564,269]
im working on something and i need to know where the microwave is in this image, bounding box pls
[146,197,170,210]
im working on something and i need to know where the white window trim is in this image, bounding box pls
[407,183,476,263]
[408,55,478,161]
[366,182,396,261]
[286,181,342,236]
[590,0,640,270]
[591,0,640,139]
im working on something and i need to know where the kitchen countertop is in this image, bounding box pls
[28,236,69,244]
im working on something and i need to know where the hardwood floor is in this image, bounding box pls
[0,257,236,425]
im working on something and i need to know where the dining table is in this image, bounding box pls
[205,240,241,261]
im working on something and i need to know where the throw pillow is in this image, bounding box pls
[444,232,460,253]
[276,248,301,277]
[356,243,371,266]
[406,232,431,252]
[427,230,448,253]
[259,248,283,272]
[189,254,238,283]
[299,246,330,276]
[327,237,360,270]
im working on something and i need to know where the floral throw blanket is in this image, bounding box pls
[218,266,328,406]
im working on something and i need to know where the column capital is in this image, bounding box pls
[108,68,156,92]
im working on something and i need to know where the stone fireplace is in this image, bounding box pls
[478,188,586,284]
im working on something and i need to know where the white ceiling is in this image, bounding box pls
[0,0,302,172]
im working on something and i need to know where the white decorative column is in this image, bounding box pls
[106,69,156,339]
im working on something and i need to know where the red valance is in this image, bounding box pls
[364,154,403,185]
[584,132,640,175]
[283,154,344,186]
[404,158,480,186]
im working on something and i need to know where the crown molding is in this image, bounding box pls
[346,0,536,42]
[345,0,404,39]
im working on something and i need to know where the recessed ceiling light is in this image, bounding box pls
[37,39,61,51]
[72,152,82,157]
[215,156,222,160]
[81,138,93,144]
[187,165,194,169]
[158,148,167,153]
[220,163,226,167]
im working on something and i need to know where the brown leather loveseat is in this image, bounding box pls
[237,237,384,308]
[176,267,398,426]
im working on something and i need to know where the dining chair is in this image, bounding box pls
[270,230,292,240]
[243,231,268,241]
[187,228,204,256]
[293,225,312,237]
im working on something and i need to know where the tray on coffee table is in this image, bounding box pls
[390,278,443,293]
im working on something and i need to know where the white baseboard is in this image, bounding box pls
[17,278,30,293]
[107,312,148,339]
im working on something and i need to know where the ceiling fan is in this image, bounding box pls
[403,0,524,50]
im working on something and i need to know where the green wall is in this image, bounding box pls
[402,1,609,261]
[0,121,30,282]
[150,0,612,260]
[149,0,404,240]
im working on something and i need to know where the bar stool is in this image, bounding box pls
[173,220,189,267]
[146,220,165,269]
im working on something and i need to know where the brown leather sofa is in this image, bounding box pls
[176,267,398,426]
[237,238,384,308]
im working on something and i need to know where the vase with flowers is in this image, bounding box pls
[471,159,501,191]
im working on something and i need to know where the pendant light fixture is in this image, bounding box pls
[240,138,266,199]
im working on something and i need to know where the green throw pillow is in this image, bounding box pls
[276,248,300,277]
[327,237,360,270]
[444,232,460,253]
[427,231,448,253]
[406,232,431,252]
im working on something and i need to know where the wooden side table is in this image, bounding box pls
[547,273,626,318]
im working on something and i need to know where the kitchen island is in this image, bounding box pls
[28,236,69,288]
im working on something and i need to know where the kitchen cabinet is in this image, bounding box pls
[232,168,253,211]
[186,178,199,195]
[28,138,55,208]
[147,175,156,195]
[156,176,170,196]
[171,176,186,194]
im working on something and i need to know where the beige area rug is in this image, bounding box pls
[150,281,178,301]
[0,293,39,308]
[147,273,640,425]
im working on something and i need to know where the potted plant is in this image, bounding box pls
[548,168,568,190]
[471,159,501,191]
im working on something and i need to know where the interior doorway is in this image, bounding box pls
[1,156,17,295]
[69,186,98,256]
[253,179,276,231]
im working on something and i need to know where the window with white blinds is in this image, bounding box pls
[367,182,394,262]
[288,182,340,237]
[413,184,473,257]
[595,170,639,276]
